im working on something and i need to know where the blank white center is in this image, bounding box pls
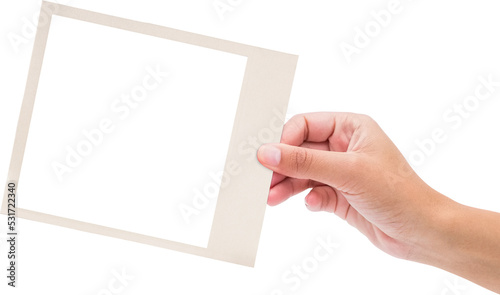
[18,15,248,248]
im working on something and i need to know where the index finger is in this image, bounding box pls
[281,112,362,149]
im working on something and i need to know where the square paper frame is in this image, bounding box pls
[1,2,297,267]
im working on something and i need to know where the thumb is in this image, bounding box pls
[257,143,359,189]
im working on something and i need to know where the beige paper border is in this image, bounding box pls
[1,1,298,267]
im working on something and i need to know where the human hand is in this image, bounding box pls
[258,112,500,293]
[257,112,452,260]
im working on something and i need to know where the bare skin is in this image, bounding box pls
[257,112,500,293]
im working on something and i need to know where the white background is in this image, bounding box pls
[1,0,500,294]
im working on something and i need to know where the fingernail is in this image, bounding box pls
[258,144,281,167]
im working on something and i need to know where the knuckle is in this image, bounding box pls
[281,115,303,143]
[286,114,302,129]
[357,113,374,124]
[291,148,313,174]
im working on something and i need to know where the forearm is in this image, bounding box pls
[410,192,500,293]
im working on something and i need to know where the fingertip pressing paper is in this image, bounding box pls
[1,1,297,267]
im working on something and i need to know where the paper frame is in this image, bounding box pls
[1,2,297,267]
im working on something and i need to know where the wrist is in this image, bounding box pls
[405,188,462,266]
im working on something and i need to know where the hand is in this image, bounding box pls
[257,112,452,259]
[257,112,500,293]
